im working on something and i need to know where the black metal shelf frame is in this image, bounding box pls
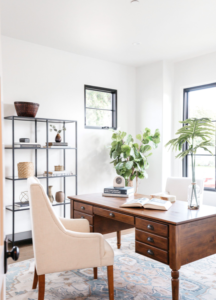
[4,116,78,245]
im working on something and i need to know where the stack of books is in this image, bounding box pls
[102,186,134,198]
[14,142,41,148]
[43,142,68,148]
[43,170,73,176]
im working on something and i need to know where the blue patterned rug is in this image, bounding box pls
[6,233,216,299]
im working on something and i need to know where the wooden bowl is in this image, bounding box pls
[14,101,39,118]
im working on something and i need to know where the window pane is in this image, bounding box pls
[86,109,112,127]
[188,155,215,189]
[188,87,216,120]
[86,89,112,110]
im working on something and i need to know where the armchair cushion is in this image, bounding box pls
[59,218,90,233]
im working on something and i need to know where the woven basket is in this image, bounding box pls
[17,162,34,178]
[55,165,64,171]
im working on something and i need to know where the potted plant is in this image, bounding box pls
[50,124,66,143]
[109,128,160,194]
[166,118,215,209]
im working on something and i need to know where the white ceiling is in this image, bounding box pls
[2,0,216,67]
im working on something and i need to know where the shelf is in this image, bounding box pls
[7,230,32,243]
[4,116,76,123]
[6,199,71,212]
[5,147,77,150]
[5,174,76,181]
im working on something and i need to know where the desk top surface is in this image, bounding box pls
[68,193,216,225]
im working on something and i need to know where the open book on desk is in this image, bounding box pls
[120,197,172,211]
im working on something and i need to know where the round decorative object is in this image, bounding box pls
[55,133,62,143]
[55,191,64,203]
[19,191,29,203]
[48,186,54,203]
[17,162,34,178]
[113,176,125,188]
[14,102,39,118]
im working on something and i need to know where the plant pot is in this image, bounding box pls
[55,133,61,143]
[128,180,133,187]
[55,191,64,203]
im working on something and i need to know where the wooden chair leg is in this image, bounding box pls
[117,231,121,249]
[38,275,45,300]
[107,265,114,300]
[32,267,38,289]
[93,267,98,279]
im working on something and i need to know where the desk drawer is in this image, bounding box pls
[74,210,93,225]
[136,229,168,251]
[136,218,168,237]
[74,201,93,215]
[94,207,134,225]
[136,241,168,264]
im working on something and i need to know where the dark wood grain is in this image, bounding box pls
[171,271,179,300]
[117,231,121,249]
[136,229,168,250]
[136,241,169,264]
[107,265,114,300]
[14,101,39,118]
[70,200,74,218]
[90,225,94,232]
[179,216,216,265]
[68,193,216,225]
[38,274,45,300]
[93,267,97,279]
[32,267,38,289]
[94,215,134,234]
[74,210,93,225]
[94,207,134,225]
[74,201,93,214]
[136,218,168,237]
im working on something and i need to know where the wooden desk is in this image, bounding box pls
[68,193,216,300]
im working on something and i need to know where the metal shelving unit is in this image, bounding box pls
[4,116,78,246]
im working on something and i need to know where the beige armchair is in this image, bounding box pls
[27,177,114,300]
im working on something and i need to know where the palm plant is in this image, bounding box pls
[166,118,215,208]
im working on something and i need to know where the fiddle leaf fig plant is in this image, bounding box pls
[109,128,160,193]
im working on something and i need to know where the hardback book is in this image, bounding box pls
[102,193,133,198]
[104,186,134,195]
[43,146,69,148]
[120,197,172,211]
[150,193,176,203]
[46,142,68,146]
[20,144,41,148]
[15,201,30,207]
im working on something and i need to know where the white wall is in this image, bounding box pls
[2,36,136,234]
[173,52,216,206]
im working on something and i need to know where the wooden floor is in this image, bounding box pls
[8,228,135,265]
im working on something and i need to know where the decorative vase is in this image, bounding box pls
[48,186,54,203]
[55,133,61,143]
[55,191,64,203]
[128,180,133,187]
[187,154,200,209]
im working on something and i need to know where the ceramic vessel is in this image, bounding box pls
[55,133,62,143]
[14,101,39,118]
[55,191,64,203]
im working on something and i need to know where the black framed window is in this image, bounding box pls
[183,83,216,191]
[84,85,117,129]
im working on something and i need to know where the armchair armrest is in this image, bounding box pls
[59,217,90,233]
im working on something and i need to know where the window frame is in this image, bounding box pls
[182,82,216,192]
[84,85,117,130]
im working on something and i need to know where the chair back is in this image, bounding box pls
[165,177,204,202]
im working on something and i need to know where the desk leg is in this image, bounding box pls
[171,270,179,300]
[117,231,121,249]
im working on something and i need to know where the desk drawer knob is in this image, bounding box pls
[81,216,85,219]
[147,249,154,256]
[147,224,154,230]
[147,237,154,243]
[109,213,115,217]
[81,206,85,210]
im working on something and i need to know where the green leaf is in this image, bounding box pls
[125,161,133,169]
[136,134,142,141]
[133,143,139,149]
[121,144,130,152]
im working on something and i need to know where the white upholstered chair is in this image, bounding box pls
[155,177,204,202]
[27,177,114,300]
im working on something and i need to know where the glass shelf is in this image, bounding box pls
[6,199,71,212]
[4,116,76,123]
[5,147,77,150]
[5,174,76,181]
